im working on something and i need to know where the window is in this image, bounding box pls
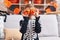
[4,0,57,14]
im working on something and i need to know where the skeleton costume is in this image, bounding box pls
[20,16,41,40]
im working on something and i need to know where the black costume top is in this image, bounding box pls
[20,16,41,40]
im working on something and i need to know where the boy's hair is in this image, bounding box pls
[25,4,34,9]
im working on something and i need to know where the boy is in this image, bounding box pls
[20,4,41,40]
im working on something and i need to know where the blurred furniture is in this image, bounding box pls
[4,28,22,40]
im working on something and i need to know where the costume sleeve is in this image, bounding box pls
[20,17,29,34]
[35,16,41,33]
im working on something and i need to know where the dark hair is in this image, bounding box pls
[25,4,33,9]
